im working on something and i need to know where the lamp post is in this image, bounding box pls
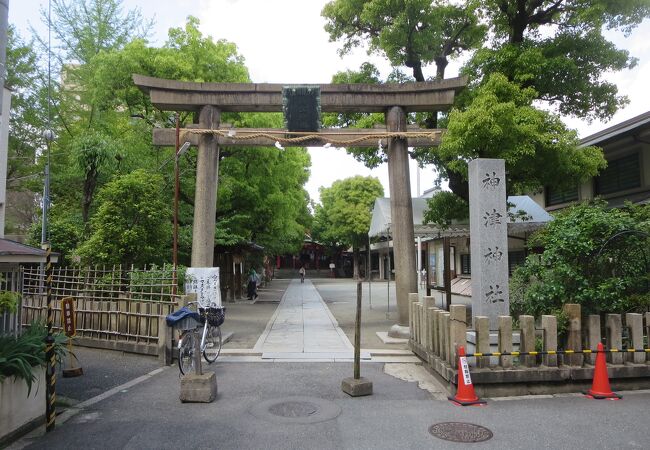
[173,113,190,296]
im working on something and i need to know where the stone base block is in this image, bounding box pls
[341,377,373,397]
[376,331,408,344]
[388,324,410,339]
[180,371,217,403]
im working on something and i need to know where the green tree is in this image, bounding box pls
[323,0,486,128]
[511,200,650,317]
[435,73,606,202]
[75,170,170,266]
[4,27,49,235]
[216,113,312,257]
[323,0,649,225]
[469,0,650,120]
[313,176,384,279]
[323,0,486,82]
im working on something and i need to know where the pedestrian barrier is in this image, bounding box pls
[448,346,486,406]
[462,348,650,357]
[584,342,622,400]
[408,302,650,394]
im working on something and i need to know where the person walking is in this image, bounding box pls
[247,268,259,300]
[298,266,306,283]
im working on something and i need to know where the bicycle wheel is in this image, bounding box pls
[203,325,222,363]
[178,330,195,375]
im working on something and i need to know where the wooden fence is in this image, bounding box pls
[0,270,22,337]
[21,266,178,357]
[409,294,650,395]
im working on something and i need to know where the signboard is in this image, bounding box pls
[61,297,76,337]
[460,356,472,386]
[185,267,221,308]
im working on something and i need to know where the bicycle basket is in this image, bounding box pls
[204,307,226,327]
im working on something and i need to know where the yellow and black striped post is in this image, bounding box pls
[44,243,56,432]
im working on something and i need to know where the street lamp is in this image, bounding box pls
[173,112,191,296]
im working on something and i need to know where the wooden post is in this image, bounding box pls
[443,236,452,310]
[354,281,361,379]
[341,281,372,396]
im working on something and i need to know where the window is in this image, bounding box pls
[460,254,471,275]
[545,185,579,206]
[594,153,641,195]
[508,251,526,275]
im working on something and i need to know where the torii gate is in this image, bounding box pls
[133,74,466,328]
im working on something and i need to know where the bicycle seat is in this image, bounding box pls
[165,306,202,327]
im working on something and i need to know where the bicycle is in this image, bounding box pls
[176,302,225,375]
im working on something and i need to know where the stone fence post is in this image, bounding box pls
[563,304,583,366]
[606,314,623,365]
[541,315,557,367]
[625,313,644,364]
[474,316,490,368]
[449,305,467,369]
[519,315,535,367]
[498,316,513,368]
[586,315,601,366]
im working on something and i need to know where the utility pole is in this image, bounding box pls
[0,0,8,113]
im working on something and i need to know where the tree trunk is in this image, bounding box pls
[447,170,470,203]
[434,56,448,81]
[353,246,360,280]
[82,169,98,223]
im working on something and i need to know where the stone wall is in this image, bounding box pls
[409,298,650,395]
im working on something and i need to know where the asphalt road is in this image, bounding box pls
[17,361,650,450]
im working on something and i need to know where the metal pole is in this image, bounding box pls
[417,236,422,294]
[44,243,56,432]
[386,252,391,319]
[367,234,371,309]
[0,0,9,113]
[172,114,180,296]
[354,281,361,379]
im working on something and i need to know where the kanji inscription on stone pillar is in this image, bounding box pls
[469,159,509,329]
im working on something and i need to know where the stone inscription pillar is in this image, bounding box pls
[191,105,220,267]
[386,106,417,326]
[469,158,509,329]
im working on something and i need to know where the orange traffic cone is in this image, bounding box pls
[448,346,487,406]
[584,342,622,400]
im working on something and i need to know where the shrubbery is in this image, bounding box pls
[0,322,68,393]
[511,200,650,317]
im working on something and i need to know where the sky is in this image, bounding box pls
[8,0,650,203]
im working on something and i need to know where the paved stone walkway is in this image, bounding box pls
[254,280,368,361]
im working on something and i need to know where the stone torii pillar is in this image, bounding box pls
[192,106,220,267]
[386,106,417,331]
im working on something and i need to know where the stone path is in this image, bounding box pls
[254,280,368,361]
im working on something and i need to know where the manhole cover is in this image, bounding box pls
[268,401,318,418]
[429,422,493,443]
[250,396,341,424]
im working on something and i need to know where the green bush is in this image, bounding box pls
[511,200,650,316]
[0,322,68,394]
[0,290,20,314]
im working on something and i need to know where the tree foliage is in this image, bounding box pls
[437,73,607,201]
[16,5,311,267]
[322,0,486,81]
[511,201,650,317]
[75,170,170,266]
[466,0,650,120]
[322,0,649,226]
[313,176,383,278]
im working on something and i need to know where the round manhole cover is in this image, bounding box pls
[268,401,318,418]
[429,422,493,443]
[250,396,341,424]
